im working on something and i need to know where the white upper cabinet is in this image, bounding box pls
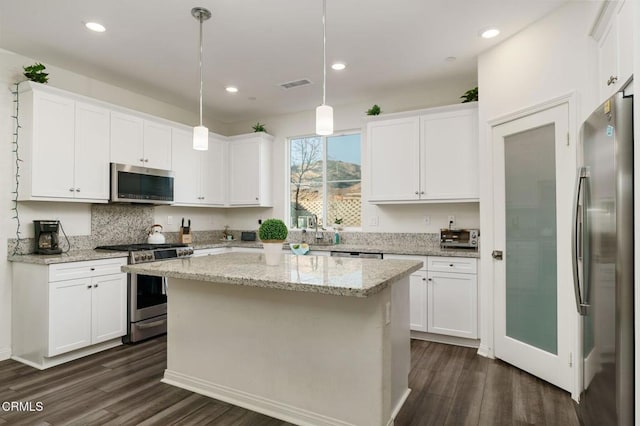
[228,133,273,206]
[18,83,110,202]
[172,128,226,206]
[110,112,172,170]
[421,107,478,200]
[594,0,633,102]
[367,117,421,202]
[367,102,478,203]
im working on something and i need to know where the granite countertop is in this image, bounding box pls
[7,249,129,265]
[7,241,478,265]
[123,252,422,298]
[193,241,480,258]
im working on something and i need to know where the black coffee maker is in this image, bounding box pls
[34,220,62,255]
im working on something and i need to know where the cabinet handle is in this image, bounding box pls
[69,188,75,192]
[87,285,92,289]
[422,277,426,281]
[449,264,454,267]
[75,188,80,192]
[144,159,149,163]
[94,284,98,288]
[255,197,259,201]
[415,191,419,195]
[420,191,425,195]
[139,158,145,162]
[428,278,433,282]
[90,267,95,271]
[607,76,618,86]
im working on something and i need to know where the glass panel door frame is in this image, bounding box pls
[491,100,578,397]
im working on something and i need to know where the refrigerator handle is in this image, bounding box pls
[571,167,589,316]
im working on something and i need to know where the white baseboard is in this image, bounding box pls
[163,369,357,426]
[411,331,480,348]
[11,339,122,370]
[477,343,494,359]
[388,388,411,426]
[0,347,11,362]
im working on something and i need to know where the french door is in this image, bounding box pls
[492,103,575,393]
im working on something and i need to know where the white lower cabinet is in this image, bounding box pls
[12,257,127,369]
[384,254,478,340]
[193,248,231,257]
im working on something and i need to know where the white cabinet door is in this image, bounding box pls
[427,270,477,339]
[409,271,428,332]
[31,91,76,198]
[74,102,110,200]
[229,138,262,205]
[91,273,127,343]
[110,112,144,166]
[48,278,92,356]
[421,106,478,200]
[616,0,633,86]
[598,18,620,101]
[171,128,201,204]
[144,120,172,170]
[200,135,227,206]
[367,117,421,202]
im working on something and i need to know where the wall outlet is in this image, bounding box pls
[167,216,173,225]
[369,216,379,227]
[448,215,456,228]
[423,216,430,225]
[258,219,262,225]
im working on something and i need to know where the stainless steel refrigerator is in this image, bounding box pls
[573,91,634,425]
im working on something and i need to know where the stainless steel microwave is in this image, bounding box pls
[110,163,174,204]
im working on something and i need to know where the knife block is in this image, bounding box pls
[179,228,192,244]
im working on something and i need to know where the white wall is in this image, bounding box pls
[476,0,600,378]
[225,75,478,231]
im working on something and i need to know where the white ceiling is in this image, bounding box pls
[0,0,568,124]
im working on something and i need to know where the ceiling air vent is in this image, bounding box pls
[279,79,313,89]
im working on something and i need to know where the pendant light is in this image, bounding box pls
[192,7,211,151]
[315,0,333,135]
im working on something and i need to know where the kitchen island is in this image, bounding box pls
[123,252,422,426]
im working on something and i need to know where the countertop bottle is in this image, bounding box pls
[333,231,340,245]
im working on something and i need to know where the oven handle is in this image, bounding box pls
[162,277,168,295]
[135,318,167,329]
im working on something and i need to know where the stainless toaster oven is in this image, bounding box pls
[440,229,479,249]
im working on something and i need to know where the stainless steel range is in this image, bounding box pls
[96,243,193,342]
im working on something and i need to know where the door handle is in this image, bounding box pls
[572,167,589,316]
[492,250,503,260]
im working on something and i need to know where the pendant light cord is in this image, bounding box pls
[198,14,204,127]
[322,0,327,106]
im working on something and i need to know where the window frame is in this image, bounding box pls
[286,129,362,231]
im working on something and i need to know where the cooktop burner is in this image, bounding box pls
[95,243,189,252]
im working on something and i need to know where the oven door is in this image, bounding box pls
[130,273,167,322]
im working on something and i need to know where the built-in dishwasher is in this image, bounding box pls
[330,251,383,259]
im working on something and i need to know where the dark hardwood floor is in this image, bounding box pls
[0,337,579,425]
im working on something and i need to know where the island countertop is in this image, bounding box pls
[122,252,422,297]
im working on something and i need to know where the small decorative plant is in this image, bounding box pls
[366,104,381,116]
[258,218,288,242]
[334,218,343,225]
[460,86,478,103]
[252,122,267,133]
[23,63,49,84]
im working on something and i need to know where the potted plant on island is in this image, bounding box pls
[258,218,288,265]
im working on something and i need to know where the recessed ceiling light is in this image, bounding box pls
[331,62,346,71]
[225,86,238,93]
[480,28,500,39]
[85,22,106,32]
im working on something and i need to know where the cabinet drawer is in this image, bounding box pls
[427,256,476,274]
[49,258,127,282]
[384,254,427,271]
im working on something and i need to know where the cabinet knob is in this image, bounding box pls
[415,191,419,195]
[420,191,425,195]
[428,278,433,281]
[144,159,149,163]
[76,188,80,192]
[87,285,92,289]
[69,188,75,192]
[90,267,95,271]
[422,277,426,281]
[449,264,454,267]
[94,284,98,288]
[139,158,145,162]
[255,197,259,201]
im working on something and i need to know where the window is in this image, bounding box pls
[289,133,361,229]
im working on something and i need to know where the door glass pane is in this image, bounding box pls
[504,124,557,354]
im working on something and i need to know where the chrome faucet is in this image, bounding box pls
[313,215,323,242]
